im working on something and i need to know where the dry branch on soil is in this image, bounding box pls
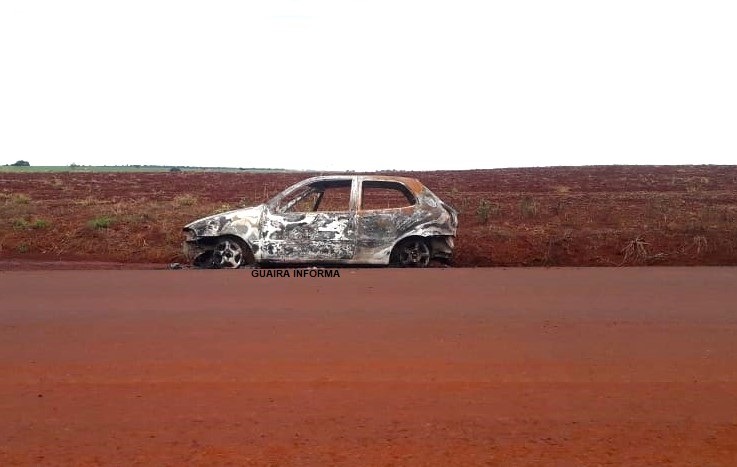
[620,236,650,265]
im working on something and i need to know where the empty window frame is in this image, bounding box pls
[281,180,353,213]
[360,181,416,210]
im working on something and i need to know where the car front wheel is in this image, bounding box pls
[211,237,251,269]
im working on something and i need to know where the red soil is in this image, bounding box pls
[1,268,737,464]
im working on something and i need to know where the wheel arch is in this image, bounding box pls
[197,233,254,251]
[197,234,256,264]
[389,234,456,265]
[389,235,432,265]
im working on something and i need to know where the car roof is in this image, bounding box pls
[302,175,425,194]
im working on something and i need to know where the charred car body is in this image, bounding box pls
[183,175,458,268]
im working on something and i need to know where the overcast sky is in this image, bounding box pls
[1,1,735,170]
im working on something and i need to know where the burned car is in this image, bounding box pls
[182,175,458,268]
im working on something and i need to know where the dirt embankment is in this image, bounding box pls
[1,165,736,266]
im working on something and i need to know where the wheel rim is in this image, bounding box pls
[398,240,430,267]
[213,239,244,269]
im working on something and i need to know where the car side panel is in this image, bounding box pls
[258,211,357,262]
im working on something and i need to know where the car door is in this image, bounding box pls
[355,179,418,262]
[260,178,358,262]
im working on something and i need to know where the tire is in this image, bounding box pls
[391,238,431,268]
[211,237,252,269]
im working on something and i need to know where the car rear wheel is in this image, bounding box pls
[211,237,252,269]
[392,238,431,268]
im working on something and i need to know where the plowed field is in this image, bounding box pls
[1,165,736,266]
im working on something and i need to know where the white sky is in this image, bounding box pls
[1,1,735,170]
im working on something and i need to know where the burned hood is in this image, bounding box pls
[184,205,264,241]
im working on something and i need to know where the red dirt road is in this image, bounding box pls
[2,268,737,465]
